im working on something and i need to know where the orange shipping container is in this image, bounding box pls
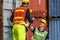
[29,0,47,17]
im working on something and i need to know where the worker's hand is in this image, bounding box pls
[25,23,29,27]
[30,26,34,31]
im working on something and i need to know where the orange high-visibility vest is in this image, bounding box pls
[13,6,28,23]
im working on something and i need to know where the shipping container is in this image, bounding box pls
[0,0,3,40]
[3,0,13,40]
[3,10,13,26]
[3,10,13,40]
[3,0,13,9]
[49,0,60,16]
[3,27,12,40]
[29,0,47,17]
[49,0,60,40]
[49,18,60,40]
[16,0,22,7]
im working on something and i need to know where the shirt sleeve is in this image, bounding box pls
[26,9,33,23]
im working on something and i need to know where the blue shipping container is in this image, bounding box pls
[49,0,60,16]
[49,18,60,40]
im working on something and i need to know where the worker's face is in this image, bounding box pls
[39,22,45,31]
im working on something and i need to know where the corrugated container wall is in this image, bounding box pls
[49,18,60,40]
[49,0,60,16]
[3,10,12,40]
[49,0,60,40]
[29,0,47,17]
[3,0,13,40]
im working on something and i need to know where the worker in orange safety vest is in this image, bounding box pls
[10,0,34,40]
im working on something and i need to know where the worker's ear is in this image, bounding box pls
[25,22,29,27]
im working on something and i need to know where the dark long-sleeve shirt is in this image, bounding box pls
[26,9,33,23]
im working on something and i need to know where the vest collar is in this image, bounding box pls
[38,27,44,32]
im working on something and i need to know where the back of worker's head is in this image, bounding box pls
[21,0,29,6]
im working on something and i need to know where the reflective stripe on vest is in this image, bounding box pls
[13,16,23,23]
[33,28,48,40]
[15,10,24,12]
[14,16,23,19]
[35,32,44,37]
